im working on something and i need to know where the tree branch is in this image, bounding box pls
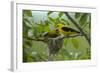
[54,34,83,40]
[23,34,83,42]
[23,36,45,42]
[64,12,90,45]
[63,34,83,39]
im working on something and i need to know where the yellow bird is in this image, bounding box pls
[43,29,60,38]
[56,23,80,36]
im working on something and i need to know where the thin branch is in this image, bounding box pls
[64,12,90,45]
[63,34,83,39]
[55,34,83,40]
[24,34,83,42]
[23,36,45,42]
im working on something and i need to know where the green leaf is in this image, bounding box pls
[24,18,32,27]
[60,19,70,25]
[44,25,50,32]
[23,20,31,36]
[79,13,88,25]
[61,19,67,22]
[55,17,60,24]
[88,14,91,29]
[71,38,79,49]
[23,10,32,17]
[47,11,53,16]
[32,26,39,38]
[48,17,56,24]
[44,20,49,25]
[76,52,83,59]
[75,13,81,18]
[24,18,30,24]
[60,49,73,60]
[25,40,32,46]
[58,12,64,17]
[64,39,68,46]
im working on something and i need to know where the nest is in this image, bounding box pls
[45,36,63,55]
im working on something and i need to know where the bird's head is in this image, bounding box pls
[56,23,65,28]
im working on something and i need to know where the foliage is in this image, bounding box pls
[23,10,91,62]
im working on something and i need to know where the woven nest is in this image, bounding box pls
[45,37,63,55]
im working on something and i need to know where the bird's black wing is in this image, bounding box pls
[62,27,80,33]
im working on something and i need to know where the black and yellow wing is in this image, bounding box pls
[61,27,80,36]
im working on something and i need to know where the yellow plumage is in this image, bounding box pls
[43,29,60,38]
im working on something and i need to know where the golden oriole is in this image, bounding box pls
[56,23,80,36]
[43,29,60,38]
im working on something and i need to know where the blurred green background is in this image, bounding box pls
[23,10,91,62]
